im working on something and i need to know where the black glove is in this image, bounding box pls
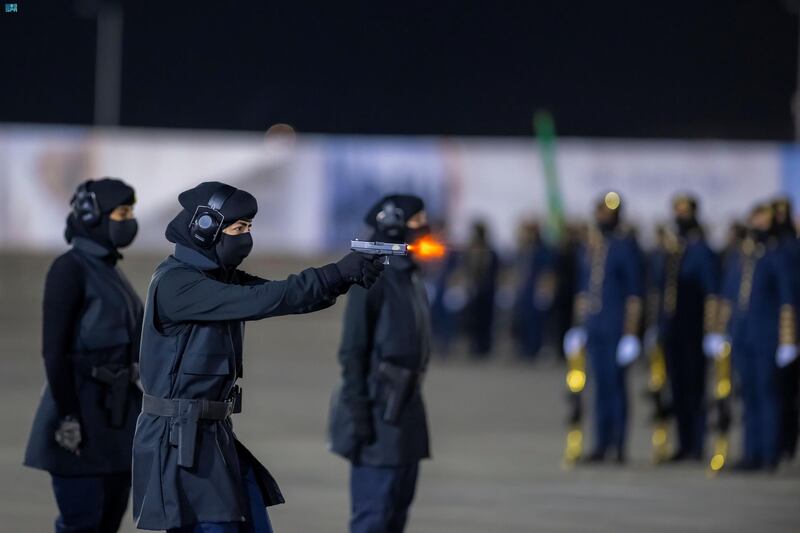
[346,399,376,447]
[54,415,82,455]
[335,253,384,289]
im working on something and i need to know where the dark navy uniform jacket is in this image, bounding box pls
[721,238,795,354]
[328,256,432,466]
[132,245,340,531]
[575,228,643,342]
[657,232,719,343]
[25,237,143,476]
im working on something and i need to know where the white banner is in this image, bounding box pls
[0,124,788,253]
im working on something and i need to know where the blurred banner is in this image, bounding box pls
[0,124,792,254]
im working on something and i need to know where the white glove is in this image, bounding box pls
[563,327,587,359]
[776,344,798,368]
[616,334,641,367]
[644,326,658,352]
[703,333,726,360]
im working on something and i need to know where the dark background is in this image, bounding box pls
[1,0,798,139]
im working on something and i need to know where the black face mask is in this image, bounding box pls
[109,219,138,248]
[674,216,699,236]
[406,224,431,244]
[216,232,253,269]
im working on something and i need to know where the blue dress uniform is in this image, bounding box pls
[720,235,796,468]
[573,226,643,460]
[512,240,556,359]
[658,227,719,460]
[463,223,499,357]
[774,222,800,461]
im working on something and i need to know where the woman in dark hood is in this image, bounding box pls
[24,178,144,533]
[132,181,384,533]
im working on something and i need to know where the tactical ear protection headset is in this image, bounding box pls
[188,184,237,248]
[71,182,102,226]
[376,201,406,237]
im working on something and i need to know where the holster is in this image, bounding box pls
[142,388,242,469]
[90,364,133,428]
[377,361,422,424]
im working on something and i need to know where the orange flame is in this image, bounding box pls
[407,235,447,260]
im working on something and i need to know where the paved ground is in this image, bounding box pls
[1,252,798,533]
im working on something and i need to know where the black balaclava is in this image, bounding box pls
[749,204,775,243]
[772,198,796,239]
[165,181,258,270]
[673,194,700,237]
[595,192,621,234]
[364,194,427,244]
[64,178,137,254]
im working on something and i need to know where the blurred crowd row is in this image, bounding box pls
[418,192,799,470]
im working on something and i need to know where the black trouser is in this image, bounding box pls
[778,359,800,459]
[665,338,706,457]
[50,472,130,533]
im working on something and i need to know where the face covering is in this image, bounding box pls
[675,216,698,236]
[109,219,138,248]
[216,232,253,269]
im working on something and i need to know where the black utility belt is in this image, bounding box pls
[142,388,243,469]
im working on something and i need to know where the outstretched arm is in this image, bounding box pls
[157,263,346,323]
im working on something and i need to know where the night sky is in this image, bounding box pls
[2,0,798,139]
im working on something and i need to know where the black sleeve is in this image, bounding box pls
[157,263,346,324]
[233,269,269,286]
[42,254,84,418]
[337,282,382,404]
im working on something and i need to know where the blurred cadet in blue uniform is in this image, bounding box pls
[511,221,556,359]
[463,221,500,358]
[563,192,643,463]
[654,194,720,462]
[427,221,462,357]
[772,197,800,462]
[717,202,797,471]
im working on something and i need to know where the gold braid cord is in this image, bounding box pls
[703,296,719,334]
[779,304,796,346]
[623,296,643,336]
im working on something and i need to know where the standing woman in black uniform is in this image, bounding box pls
[24,178,143,533]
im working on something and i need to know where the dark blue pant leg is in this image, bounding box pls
[587,337,616,455]
[610,364,628,457]
[51,475,105,533]
[241,462,274,533]
[99,473,131,533]
[350,463,419,533]
[753,350,780,466]
[734,346,758,462]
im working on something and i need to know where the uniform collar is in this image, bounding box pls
[72,237,119,262]
[174,243,219,270]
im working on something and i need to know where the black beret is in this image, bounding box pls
[81,178,136,213]
[364,194,425,228]
[178,181,258,225]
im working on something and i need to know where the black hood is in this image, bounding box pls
[364,194,425,243]
[64,177,136,254]
[166,181,258,265]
